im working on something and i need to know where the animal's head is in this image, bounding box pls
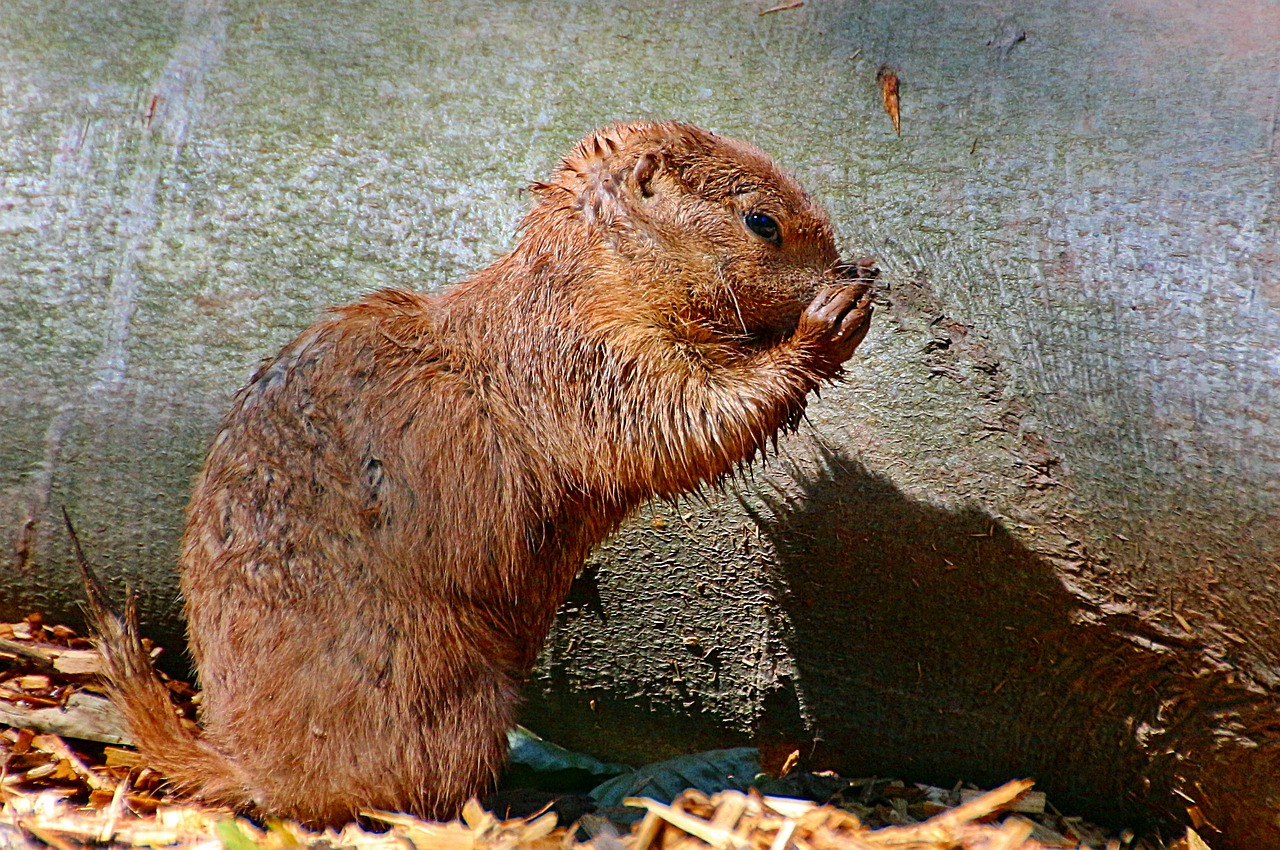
[525,122,865,339]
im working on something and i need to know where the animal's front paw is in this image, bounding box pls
[798,283,875,369]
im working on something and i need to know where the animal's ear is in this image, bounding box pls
[631,151,662,198]
[577,149,666,231]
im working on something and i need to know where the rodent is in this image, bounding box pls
[85,121,876,827]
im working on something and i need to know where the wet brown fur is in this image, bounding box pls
[86,121,875,827]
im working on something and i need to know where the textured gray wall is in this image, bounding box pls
[2,1,1277,846]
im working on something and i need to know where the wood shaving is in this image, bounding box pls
[1,614,1201,850]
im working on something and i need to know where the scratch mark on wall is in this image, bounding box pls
[1261,57,1280,310]
[14,0,227,570]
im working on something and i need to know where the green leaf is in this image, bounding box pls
[589,747,761,808]
[214,818,264,850]
[501,726,631,793]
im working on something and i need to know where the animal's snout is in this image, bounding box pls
[831,257,879,284]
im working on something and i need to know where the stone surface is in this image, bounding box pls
[2,1,1277,846]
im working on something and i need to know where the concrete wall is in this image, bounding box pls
[3,0,1277,845]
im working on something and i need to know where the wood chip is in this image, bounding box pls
[1183,827,1214,850]
[961,786,1046,814]
[0,691,129,745]
[31,733,115,790]
[0,612,1134,850]
[105,746,146,768]
[16,675,52,691]
[761,796,818,820]
[631,810,665,850]
[0,771,1120,850]
[0,639,101,676]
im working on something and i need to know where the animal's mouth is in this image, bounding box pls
[731,257,881,344]
[791,256,879,311]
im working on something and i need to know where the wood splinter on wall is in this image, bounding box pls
[876,64,902,136]
[759,0,804,15]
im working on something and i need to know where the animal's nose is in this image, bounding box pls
[832,257,879,284]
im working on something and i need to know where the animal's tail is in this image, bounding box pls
[65,508,257,809]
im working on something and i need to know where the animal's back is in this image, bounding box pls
[181,288,547,823]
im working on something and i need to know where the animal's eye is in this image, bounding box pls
[744,212,782,246]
